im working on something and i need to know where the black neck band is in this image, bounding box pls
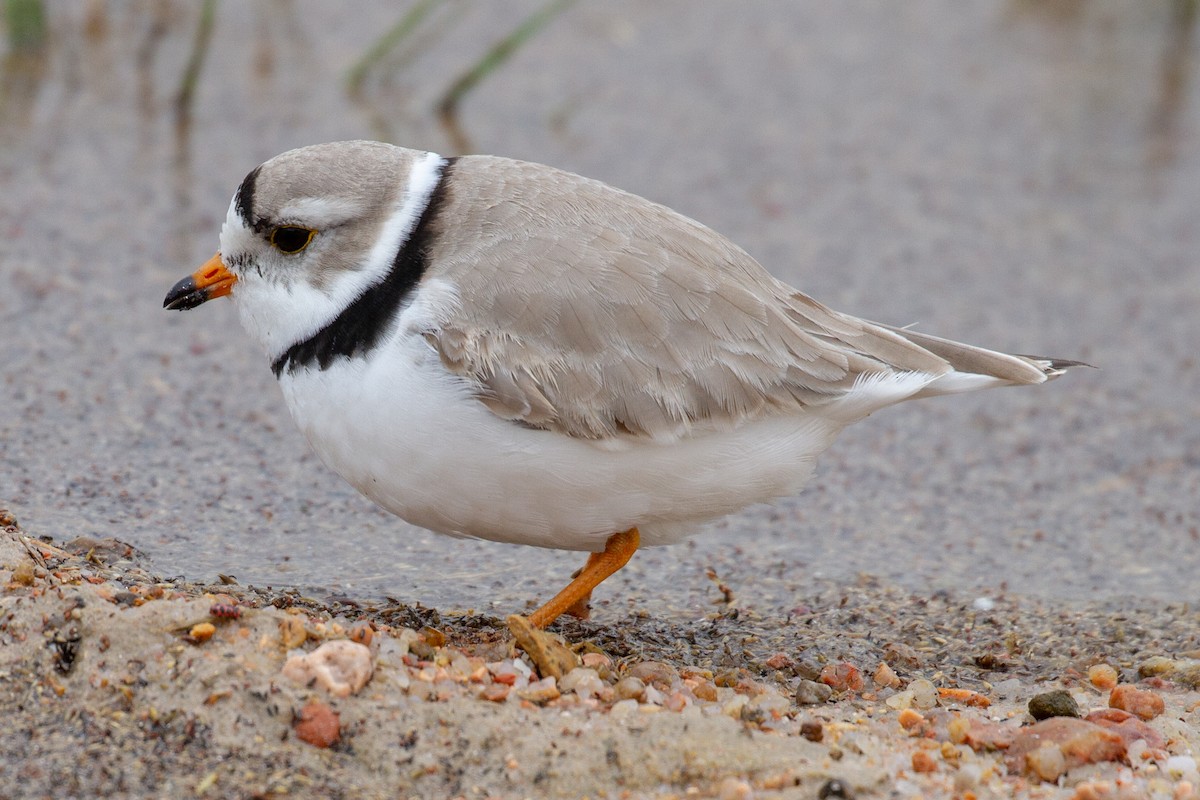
[271,158,457,378]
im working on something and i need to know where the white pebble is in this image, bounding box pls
[972,596,995,611]
[1166,755,1199,781]
[722,694,749,718]
[560,667,604,701]
[718,776,754,800]
[609,698,639,718]
[281,639,374,697]
[908,678,938,710]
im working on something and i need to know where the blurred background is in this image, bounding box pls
[1,1,1197,616]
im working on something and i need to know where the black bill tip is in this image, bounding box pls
[163,276,209,311]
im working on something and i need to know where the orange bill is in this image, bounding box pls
[163,253,238,311]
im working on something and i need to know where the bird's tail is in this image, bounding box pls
[879,324,1089,397]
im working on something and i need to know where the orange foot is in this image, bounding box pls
[527,527,640,629]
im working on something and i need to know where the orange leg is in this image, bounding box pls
[527,528,640,629]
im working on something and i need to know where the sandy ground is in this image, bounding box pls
[2,509,1198,800]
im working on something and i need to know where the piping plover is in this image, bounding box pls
[165,140,1080,627]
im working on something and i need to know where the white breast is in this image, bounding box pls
[276,326,846,552]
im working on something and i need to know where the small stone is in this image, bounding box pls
[1025,743,1067,782]
[1109,684,1165,720]
[282,640,374,697]
[692,681,718,702]
[764,652,792,671]
[293,701,339,748]
[908,678,937,710]
[517,676,560,704]
[664,691,690,712]
[12,561,35,586]
[749,690,790,715]
[279,616,307,649]
[1138,656,1176,677]
[1085,708,1165,749]
[188,622,216,643]
[1029,689,1080,720]
[898,709,925,731]
[800,719,823,742]
[1174,660,1200,689]
[1166,755,1199,781]
[950,717,1018,751]
[722,694,749,718]
[1088,664,1119,690]
[873,662,901,689]
[794,679,833,705]
[420,627,446,648]
[627,660,679,690]
[882,641,922,669]
[348,621,373,647]
[885,690,914,710]
[938,687,991,708]
[1005,717,1125,775]
[819,662,863,693]
[718,776,754,800]
[481,684,509,703]
[609,698,639,718]
[613,676,646,701]
[560,667,604,701]
[911,750,937,773]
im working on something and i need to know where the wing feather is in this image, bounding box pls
[420,155,953,440]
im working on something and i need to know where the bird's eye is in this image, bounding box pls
[269,226,316,254]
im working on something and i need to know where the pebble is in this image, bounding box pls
[517,676,560,704]
[1139,656,1176,677]
[347,621,373,647]
[608,698,639,718]
[481,684,509,703]
[722,694,749,719]
[800,718,824,742]
[293,700,339,748]
[627,660,679,690]
[1166,755,1200,782]
[1109,684,1165,721]
[873,662,901,689]
[1084,708,1164,749]
[282,640,374,697]
[749,691,791,715]
[1088,663,1119,690]
[1028,689,1080,720]
[1025,742,1067,782]
[278,616,307,649]
[613,675,646,701]
[718,776,754,800]
[561,667,605,701]
[819,662,863,693]
[1006,717,1125,776]
[187,622,215,643]
[794,679,833,705]
[911,749,937,773]
[907,679,937,710]
[898,709,925,731]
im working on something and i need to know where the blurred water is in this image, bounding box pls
[1,1,1197,615]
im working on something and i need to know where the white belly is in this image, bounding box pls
[277,333,843,551]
